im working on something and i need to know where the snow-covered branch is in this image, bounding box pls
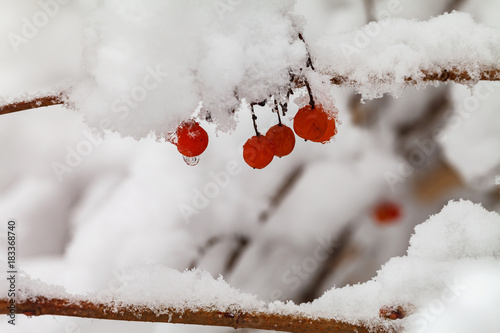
[0,295,397,333]
[0,94,65,116]
[1,66,499,117]
[328,68,500,86]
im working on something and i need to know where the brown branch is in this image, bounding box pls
[0,296,400,333]
[1,68,499,117]
[328,68,500,86]
[0,93,66,116]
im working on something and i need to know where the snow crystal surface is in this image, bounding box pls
[408,200,500,260]
[71,0,307,138]
[68,5,500,138]
[96,265,265,313]
[6,200,498,332]
[315,11,500,99]
[307,200,500,332]
[0,261,69,301]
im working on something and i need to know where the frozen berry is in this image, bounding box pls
[243,135,275,169]
[373,201,401,225]
[266,124,295,157]
[311,114,337,144]
[293,104,328,141]
[176,120,209,157]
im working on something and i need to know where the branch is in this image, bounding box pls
[0,296,400,333]
[1,67,499,117]
[0,93,66,116]
[328,68,500,85]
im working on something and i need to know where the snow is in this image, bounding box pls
[6,2,495,139]
[3,200,498,332]
[315,11,500,99]
[1,1,499,333]
[310,200,500,331]
[408,200,500,260]
[98,266,266,314]
[70,0,308,138]
[438,82,500,189]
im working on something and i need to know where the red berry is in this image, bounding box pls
[265,124,295,157]
[373,201,401,225]
[311,114,337,144]
[243,135,275,169]
[176,120,209,157]
[293,104,328,141]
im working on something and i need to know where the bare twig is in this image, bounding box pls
[0,296,399,333]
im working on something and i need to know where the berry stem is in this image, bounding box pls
[298,33,315,71]
[280,102,288,117]
[250,103,261,137]
[274,98,282,126]
[304,78,315,109]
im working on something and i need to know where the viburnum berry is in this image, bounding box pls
[175,120,209,157]
[373,201,402,225]
[311,113,337,144]
[266,124,295,157]
[243,135,275,169]
[293,104,329,141]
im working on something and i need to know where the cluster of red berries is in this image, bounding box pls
[170,32,335,168]
[242,103,337,169]
[169,103,337,169]
[243,124,295,169]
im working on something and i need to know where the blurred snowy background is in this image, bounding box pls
[0,0,499,332]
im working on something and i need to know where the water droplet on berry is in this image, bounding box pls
[183,155,200,166]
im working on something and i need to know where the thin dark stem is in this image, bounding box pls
[280,102,288,117]
[298,33,315,71]
[274,98,282,126]
[304,79,315,109]
[250,103,260,137]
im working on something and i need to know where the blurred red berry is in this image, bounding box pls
[373,201,402,225]
[176,120,209,157]
[266,124,295,157]
[243,135,275,169]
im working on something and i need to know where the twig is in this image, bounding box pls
[249,100,267,137]
[328,68,500,85]
[274,98,282,126]
[0,296,399,333]
[303,78,316,109]
[0,93,66,116]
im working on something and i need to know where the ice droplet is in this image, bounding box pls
[183,155,200,166]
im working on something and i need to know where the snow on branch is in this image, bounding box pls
[1,66,499,117]
[328,68,500,86]
[1,11,499,138]
[1,200,499,332]
[0,295,396,333]
[0,266,398,333]
[313,12,500,98]
[0,93,66,116]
